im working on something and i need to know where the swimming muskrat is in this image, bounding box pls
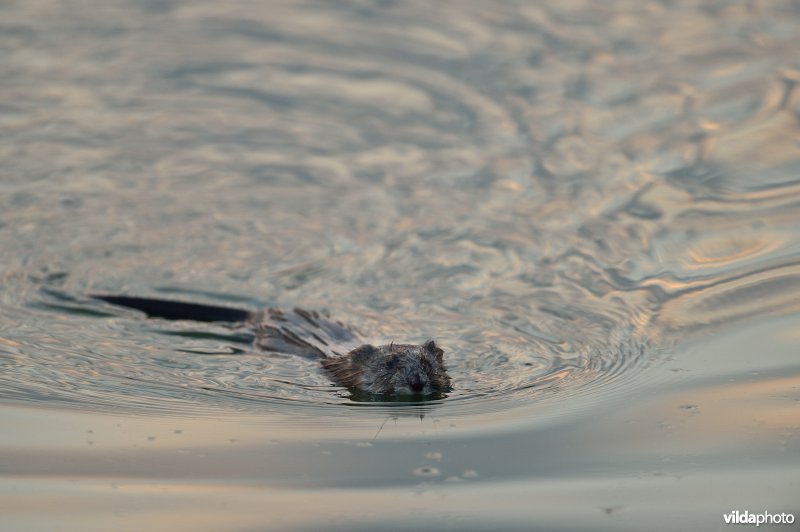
[92,295,451,398]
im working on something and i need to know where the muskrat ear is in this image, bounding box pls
[423,339,444,362]
[349,344,378,363]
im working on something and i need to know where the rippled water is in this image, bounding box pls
[2,1,799,530]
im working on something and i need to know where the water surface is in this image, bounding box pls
[1,1,799,530]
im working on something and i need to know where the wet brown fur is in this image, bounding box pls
[247,307,451,397]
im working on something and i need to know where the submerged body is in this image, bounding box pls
[93,295,451,398]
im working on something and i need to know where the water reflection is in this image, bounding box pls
[0,0,800,531]
[3,316,798,529]
[0,0,799,419]
[1,1,800,526]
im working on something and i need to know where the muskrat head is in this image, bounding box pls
[323,340,451,398]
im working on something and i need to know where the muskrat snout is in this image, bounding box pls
[407,374,426,393]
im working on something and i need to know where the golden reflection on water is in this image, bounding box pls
[657,263,800,332]
[2,0,800,529]
[686,234,783,268]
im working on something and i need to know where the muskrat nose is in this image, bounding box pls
[408,376,426,393]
